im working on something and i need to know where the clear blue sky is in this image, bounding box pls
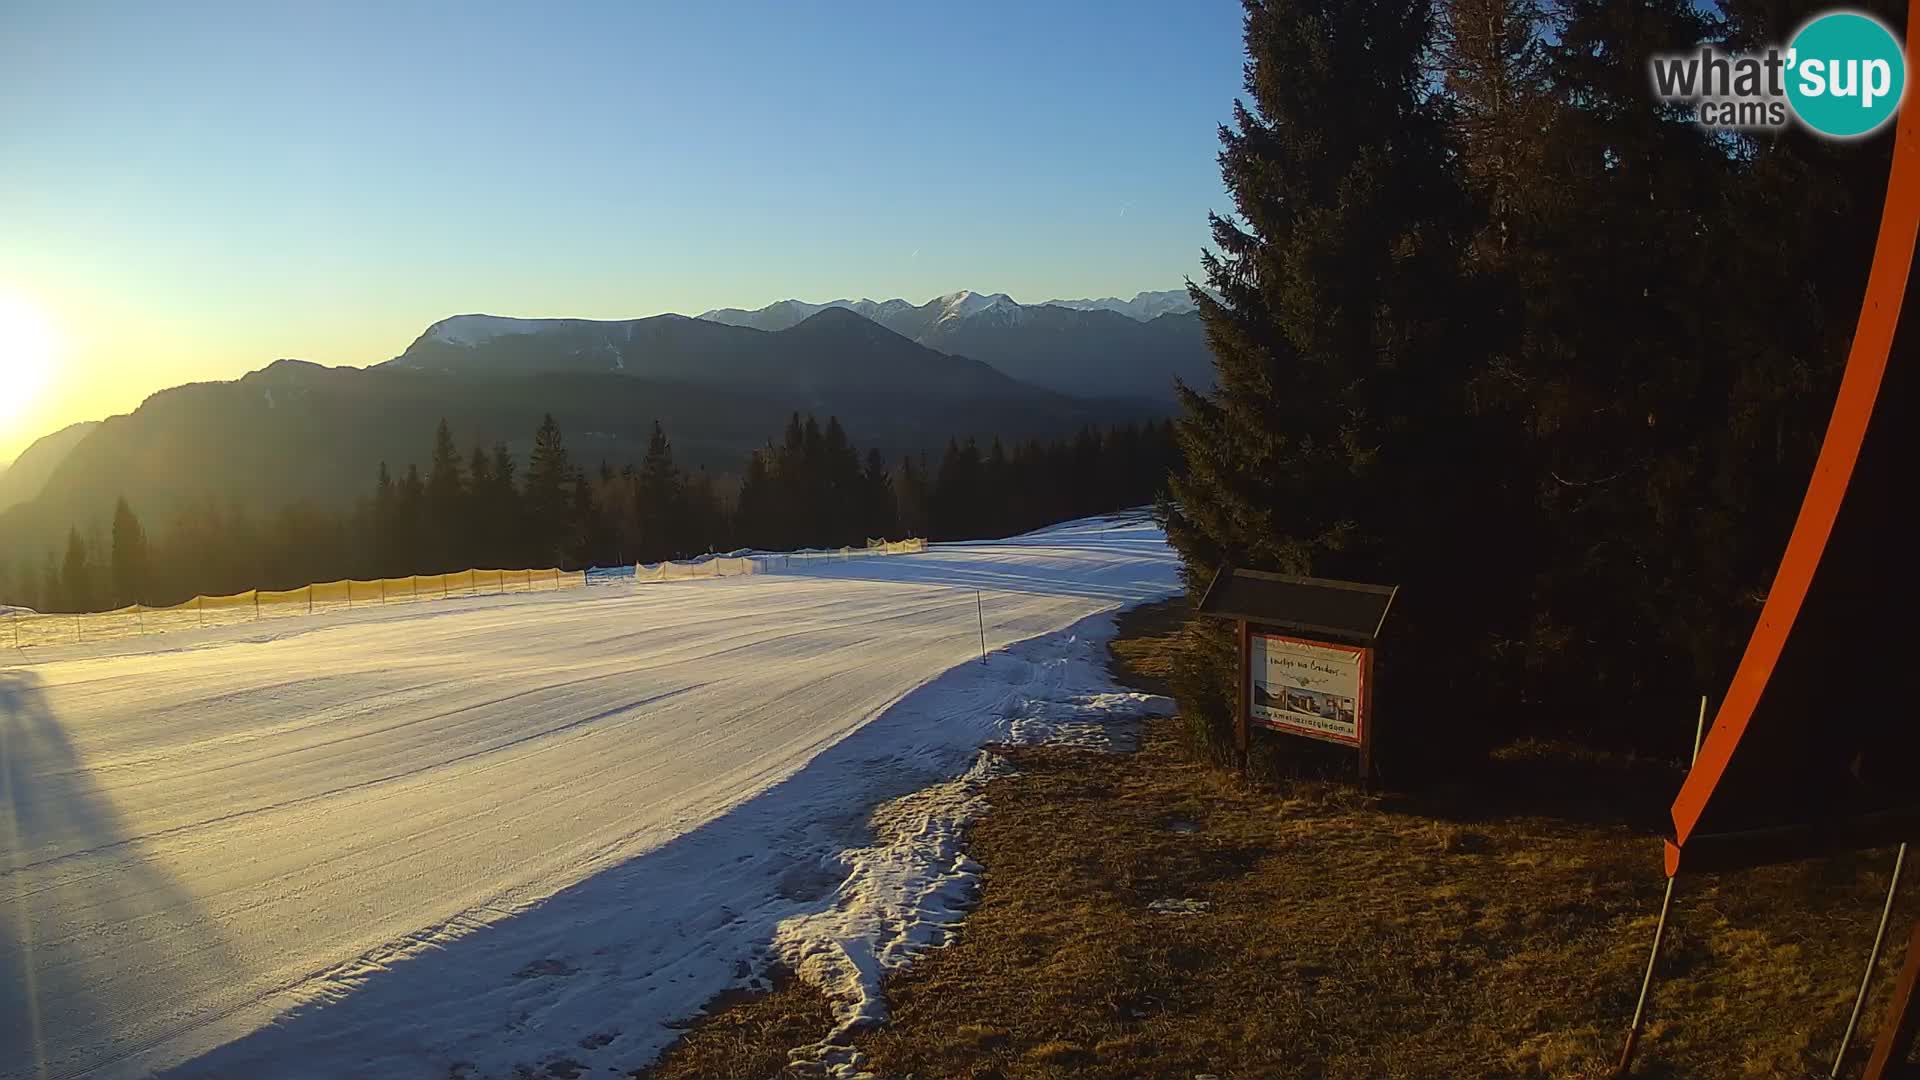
[0,0,1246,459]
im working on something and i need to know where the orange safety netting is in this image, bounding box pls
[6,565,585,649]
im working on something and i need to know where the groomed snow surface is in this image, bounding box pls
[2,516,1178,1080]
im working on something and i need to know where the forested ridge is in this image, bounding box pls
[1,413,1174,614]
[1162,0,1902,763]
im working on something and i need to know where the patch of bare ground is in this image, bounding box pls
[640,599,1919,1078]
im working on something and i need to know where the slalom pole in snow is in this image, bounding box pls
[977,589,987,664]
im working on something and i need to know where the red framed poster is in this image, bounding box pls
[1248,631,1368,748]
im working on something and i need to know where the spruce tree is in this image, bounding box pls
[736,450,776,551]
[396,465,426,573]
[62,528,94,613]
[636,421,683,562]
[1161,0,1480,766]
[1436,0,1549,263]
[110,496,150,607]
[40,552,61,614]
[862,448,895,540]
[490,442,518,565]
[467,444,495,567]
[372,462,397,574]
[895,455,929,539]
[525,414,573,565]
[682,469,723,555]
[425,418,467,571]
[1513,0,1726,719]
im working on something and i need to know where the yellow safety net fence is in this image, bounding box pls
[6,567,584,649]
[633,536,930,580]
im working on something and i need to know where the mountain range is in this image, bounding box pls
[1,289,1207,559]
[694,289,1210,400]
[0,421,100,513]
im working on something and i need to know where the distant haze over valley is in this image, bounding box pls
[0,285,1207,556]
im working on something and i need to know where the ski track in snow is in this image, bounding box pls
[0,517,1177,1080]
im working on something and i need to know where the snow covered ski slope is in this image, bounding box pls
[1,516,1177,1080]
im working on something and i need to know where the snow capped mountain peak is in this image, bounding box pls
[697,288,1190,336]
[935,290,1018,326]
[1041,289,1200,322]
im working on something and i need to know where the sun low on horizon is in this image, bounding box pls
[0,287,62,453]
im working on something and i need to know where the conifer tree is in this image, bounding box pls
[636,421,683,561]
[1510,0,1726,713]
[467,443,495,566]
[1161,0,1480,763]
[62,528,94,613]
[736,450,776,551]
[524,414,573,564]
[396,465,426,573]
[372,462,398,573]
[40,552,61,614]
[110,496,150,607]
[489,442,519,565]
[1437,0,1549,263]
[862,448,894,540]
[425,418,467,571]
[894,454,930,539]
[682,468,724,555]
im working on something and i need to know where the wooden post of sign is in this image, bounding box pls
[1358,646,1377,790]
[1863,921,1920,1080]
[1236,619,1252,773]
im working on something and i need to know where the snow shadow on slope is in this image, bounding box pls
[0,670,241,1080]
[162,608,1165,1080]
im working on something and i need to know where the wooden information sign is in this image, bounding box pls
[1196,568,1396,783]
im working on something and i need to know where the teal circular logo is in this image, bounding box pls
[1787,11,1907,138]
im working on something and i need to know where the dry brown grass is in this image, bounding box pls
[1104,600,1185,696]
[631,966,835,1080]
[637,600,1919,1079]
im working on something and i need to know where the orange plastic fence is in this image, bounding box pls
[5,566,583,648]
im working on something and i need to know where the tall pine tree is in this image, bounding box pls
[110,496,150,607]
[524,414,573,565]
[425,418,467,572]
[1162,0,1484,768]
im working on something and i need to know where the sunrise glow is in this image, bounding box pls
[0,288,60,443]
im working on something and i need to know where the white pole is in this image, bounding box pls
[1832,843,1910,1076]
[976,590,987,665]
[1618,695,1709,1074]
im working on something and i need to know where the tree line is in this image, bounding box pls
[1163,0,1899,768]
[2,414,1174,614]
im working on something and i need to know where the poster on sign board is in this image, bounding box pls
[1249,632,1365,746]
